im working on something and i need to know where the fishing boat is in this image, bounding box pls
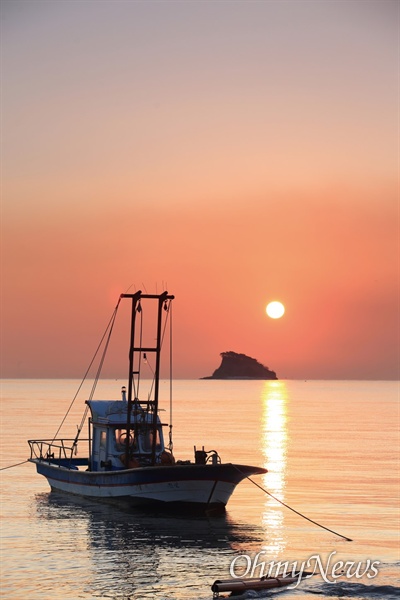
[28,291,267,513]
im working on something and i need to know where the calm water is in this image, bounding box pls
[0,379,399,600]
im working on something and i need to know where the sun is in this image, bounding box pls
[266,301,285,319]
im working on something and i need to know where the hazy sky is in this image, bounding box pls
[1,0,398,380]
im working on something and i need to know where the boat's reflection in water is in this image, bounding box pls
[261,381,289,556]
[35,491,266,599]
[32,383,290,597]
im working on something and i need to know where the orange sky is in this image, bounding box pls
[1,1,398,380]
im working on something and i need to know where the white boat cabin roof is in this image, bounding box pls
[86,400,159,426]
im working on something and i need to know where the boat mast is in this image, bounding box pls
[151,291,168,465]
[121,290,142,464]
[120,291,174,467]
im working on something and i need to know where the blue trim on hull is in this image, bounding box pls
[32,460,266,488]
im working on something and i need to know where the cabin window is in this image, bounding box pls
[115,428,138,451]
[141,428,161,453]
[99,430,107,449]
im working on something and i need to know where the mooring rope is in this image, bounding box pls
[0,460,29,471]
[235,467,352,542]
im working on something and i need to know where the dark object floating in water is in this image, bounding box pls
[202,351,278,380]
[211,571,312,597]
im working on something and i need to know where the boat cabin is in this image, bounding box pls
[86,394,173,471]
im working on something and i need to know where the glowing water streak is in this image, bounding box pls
[261,381,289,553]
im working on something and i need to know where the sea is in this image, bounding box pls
[0,379,399,600]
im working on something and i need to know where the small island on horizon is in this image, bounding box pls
[201,351,278,380]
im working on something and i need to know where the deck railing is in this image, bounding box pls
[28,439,89,466]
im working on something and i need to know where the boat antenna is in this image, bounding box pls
[124,283,135,294]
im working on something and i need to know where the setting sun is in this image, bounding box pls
[266,301,285,319]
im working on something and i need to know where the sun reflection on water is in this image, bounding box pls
[261,381,289,554]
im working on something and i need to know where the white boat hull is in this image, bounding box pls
[30,460,266,511]
[47,476,235,505]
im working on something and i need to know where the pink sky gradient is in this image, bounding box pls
[1,1,398,379]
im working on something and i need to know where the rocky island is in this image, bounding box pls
[202,351,278,380]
